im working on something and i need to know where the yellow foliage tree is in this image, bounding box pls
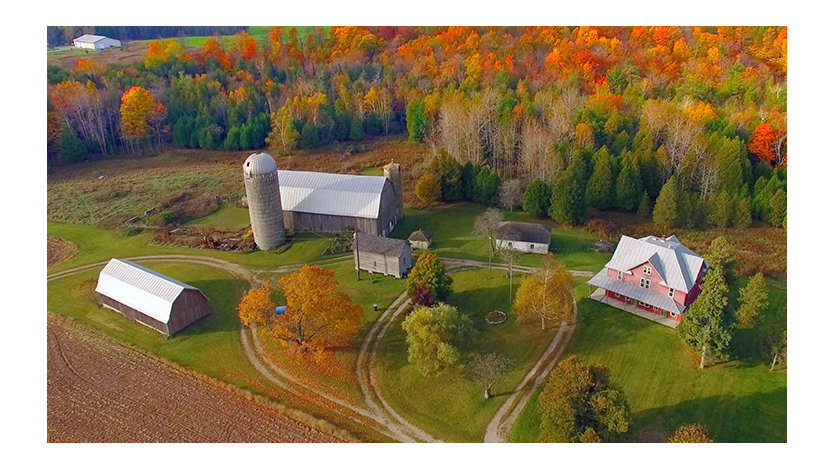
[237,282,275,328]
[274,265,362,351]
[514,257,574,330]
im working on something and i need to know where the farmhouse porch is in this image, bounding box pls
[589,288,680,328]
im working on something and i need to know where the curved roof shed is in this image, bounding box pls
[95,259,210,336]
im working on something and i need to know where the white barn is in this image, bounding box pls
[95,259,210,336]
[73,34,122,50]
[495,221,552,254]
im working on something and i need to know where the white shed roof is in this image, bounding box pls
[605,235,706,292]
[277,170,388,219]
[74,34,107,44]
[94,259,200,324]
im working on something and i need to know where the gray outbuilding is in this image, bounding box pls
[408,229,432,250]
[353,233,413,278]
[94,259,210,336]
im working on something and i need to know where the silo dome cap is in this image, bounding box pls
[243,152,277,175]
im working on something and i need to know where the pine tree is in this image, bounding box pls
[733,196,752,228]
[586,147,615,209]
[58,126,88,163]
[652,176,680,230]
[549,163,587,225]
[637,191,652,219]
[523,180,552,217]
[677,266,734,368]
[736,272,769,328]
[615,158,643,211]
[708,190,734,228]
[768,189,787,227]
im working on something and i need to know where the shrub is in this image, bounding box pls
[415,173,441,204]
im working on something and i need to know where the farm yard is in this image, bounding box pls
[46,144,788,442]
[47,314,343,443]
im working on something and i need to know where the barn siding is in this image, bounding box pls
[167,290,211,335]
[100,294,170,336]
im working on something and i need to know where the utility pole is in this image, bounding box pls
[354,231,360,281]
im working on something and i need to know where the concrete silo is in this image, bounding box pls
[383,161,404,221]
[243,152,285,250]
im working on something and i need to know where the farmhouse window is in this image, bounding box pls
[530,244,535,250]
[617,270,623,280]
[640,278,651,289]
[643,265,652,275]
[668,287,675,297]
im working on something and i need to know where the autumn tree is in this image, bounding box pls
[273,265,363,352]
[402,303,472,375]
[266,105,298,154]
[514,257,574,330]
[474,207,504,273]
[120,86,167,152]
[522,180,552,217]
[677,266,734,368]
[667,424,714,443]
[237,282,276,329]
[415,173,442,204]
[747,123,776,164]
[538,356,630,442]
[734,196,753,229]
[407,252,453,302]
[736,272,769,328]
[468,352,514,399]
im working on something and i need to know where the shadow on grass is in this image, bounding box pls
[631,388,787,443]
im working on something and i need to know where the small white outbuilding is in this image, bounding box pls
[73,34,122,50]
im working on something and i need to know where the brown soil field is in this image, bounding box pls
[47,236,78,266]
[47,314,343,443]
[47,40,148,69]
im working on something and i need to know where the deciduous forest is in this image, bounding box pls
[47,26,787,228]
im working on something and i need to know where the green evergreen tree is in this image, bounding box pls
[708,190,734,228]
[637,191,652,219]
[612,130,630,155]
[461,161,477,200]
[736,272,769,328]
[733,196,752,228]
[429,151,463,201]
[223,126,241,150]
[58,126,88,163]
[615,158,643,211]
[299,122,319,149]
[523,180,552,217]
[586,147,615,209]
[348,115,364,141]
[653,176,680,230]
[406,98,427,142]
[705,235,736,282]
[768,189,787,227]
[473,166,501,205]
[677,267,734,368]
[549,163,587,225]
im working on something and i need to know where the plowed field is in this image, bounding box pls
[47,314,341,443]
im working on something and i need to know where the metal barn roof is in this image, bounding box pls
[95,259,201,324]
[74,34,107,43]
[277,170,388,219]
[605,235,706,292]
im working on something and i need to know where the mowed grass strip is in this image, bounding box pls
[510,284,787,443]
[185,204,252,232]
[374,268,559,442]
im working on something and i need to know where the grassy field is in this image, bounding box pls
[391,203,611,272]
[186,204,251,232]
[510,283,788,443]
[47,222,337,274]
[375,268,563,442]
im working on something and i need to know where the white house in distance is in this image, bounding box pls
[73,34,122,50]
[495,221,552,254]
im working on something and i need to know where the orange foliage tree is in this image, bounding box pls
[274,265,362,352]
[119,86,167,151]
[237,282,276,329]
[747,123,776,163]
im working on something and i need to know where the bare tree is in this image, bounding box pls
[498,244,521,303]
[469,353,514,399]
[473,208,504,275]
[499,179,524,211]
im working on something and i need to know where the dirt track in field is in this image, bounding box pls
[47,314,341,443]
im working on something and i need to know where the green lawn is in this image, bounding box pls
[390,202,610,272]
[185,204,251,232]
[510,283,788,443]
[375,268,559,442]
[47,222,336,274]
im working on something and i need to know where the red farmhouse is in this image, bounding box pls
[588,235,708,327]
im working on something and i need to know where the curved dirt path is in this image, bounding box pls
[483,298,578,443]
[48,253,420,442]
